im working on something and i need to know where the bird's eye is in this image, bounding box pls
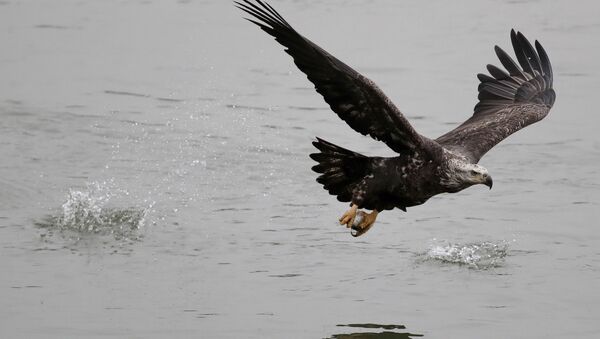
[470,170,478,176]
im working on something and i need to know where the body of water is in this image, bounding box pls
[1,0,599,338]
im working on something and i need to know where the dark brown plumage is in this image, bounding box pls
[236,0,555,235]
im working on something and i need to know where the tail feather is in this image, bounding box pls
[309,137,369,202]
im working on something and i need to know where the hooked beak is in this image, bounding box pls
[484,175,493,189]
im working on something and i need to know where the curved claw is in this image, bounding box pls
[350,210,378,237]
[339,204,358,227]
[351,222,375,237]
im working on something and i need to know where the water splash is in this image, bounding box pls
[37,181,148,242]
[421,240,511,269]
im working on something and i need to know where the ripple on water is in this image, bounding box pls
[36,181,147,243]
[420,240,511,269]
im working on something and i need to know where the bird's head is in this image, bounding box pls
[463,163,493,189]
[443,160,493,191]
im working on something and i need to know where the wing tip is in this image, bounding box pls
[235,0,291,31]
[475,29,555,114]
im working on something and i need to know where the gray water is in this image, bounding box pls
[1,0,599,338]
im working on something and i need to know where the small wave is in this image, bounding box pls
[225,104,272,111]
[37,182,147,242]
[421,240,511,269]
[104,90,150,98]
[35,24,76,30]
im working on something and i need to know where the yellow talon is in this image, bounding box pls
[339,204,358,227]
[351,210,379,237]
[339,204,379,236]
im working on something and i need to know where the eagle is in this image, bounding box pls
[236,0,556,236]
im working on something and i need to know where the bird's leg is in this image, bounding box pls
[339,204,358,227]
[351,209,379,237]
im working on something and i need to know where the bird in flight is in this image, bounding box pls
[236,0,556,236]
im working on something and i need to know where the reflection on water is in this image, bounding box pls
[329,324,423,338]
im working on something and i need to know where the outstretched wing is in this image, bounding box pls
[436,30,556,163]
[236,0,437,156]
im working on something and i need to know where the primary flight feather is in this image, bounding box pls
[236,0,556,236]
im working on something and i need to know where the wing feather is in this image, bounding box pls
[486,64,511,81]
[236,0,439,156]
[436,30,556,162]
[495,45,527,79]
[511,31,535,75]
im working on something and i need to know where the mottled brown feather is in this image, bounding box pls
[436,30,555,162]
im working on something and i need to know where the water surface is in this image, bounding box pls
[1,0,599,338]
